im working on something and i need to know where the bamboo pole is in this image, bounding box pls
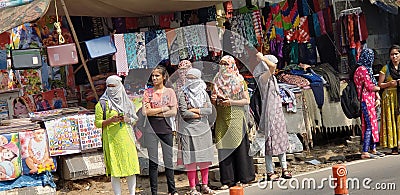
[59,0,99,101]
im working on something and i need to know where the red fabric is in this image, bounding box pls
[359,13,369,41]
[125,17,138,29]
[347,15,355,48]
[323,7,333,33]
[159,14,174,29]
[313,0,321,12]
[297,16,310,43]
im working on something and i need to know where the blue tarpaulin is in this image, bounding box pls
[0,171,56,192]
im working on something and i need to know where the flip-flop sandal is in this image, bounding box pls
[361,153,378,159]
[372,151,385,157]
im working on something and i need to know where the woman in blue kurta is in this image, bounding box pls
[94,75,140,195]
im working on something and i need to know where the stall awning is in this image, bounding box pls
[0,0,227,33]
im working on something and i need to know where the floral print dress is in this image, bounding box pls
[354,66,379,143]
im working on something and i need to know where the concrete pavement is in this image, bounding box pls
[216,155,400,195]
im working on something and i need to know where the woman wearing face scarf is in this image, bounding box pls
[94,75,139,195]
[211,55,255,189]
[378,44,400,155]
[175,60,193,92]
[354,48,382,159]
[178,68,215,195]
[253,53,292,181]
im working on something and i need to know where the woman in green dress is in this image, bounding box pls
[95,75,140,195]
[211,55,255,189]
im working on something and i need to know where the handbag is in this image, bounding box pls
[47,43,78,66]
[11,48,42,70]
[84,36,117,59]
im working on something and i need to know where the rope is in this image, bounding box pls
[54,0,65,44]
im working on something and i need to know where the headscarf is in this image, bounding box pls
[182,68,208,108]
[357,48,377,85]
[176,60,192,91]
[253,54,280,93]
[213,55,244,99]
[100,75,138,122]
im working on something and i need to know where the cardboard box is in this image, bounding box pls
[61,151,105,180]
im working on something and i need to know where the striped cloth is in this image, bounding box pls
[252,10,263,45]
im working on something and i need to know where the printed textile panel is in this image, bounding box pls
[45,116,81,156]
[78,115,102,150]
[0,132,22,181]
[19,129,56,175]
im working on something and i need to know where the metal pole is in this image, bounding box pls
[59,0,99,101]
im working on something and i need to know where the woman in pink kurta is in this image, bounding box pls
[353,48,382,159]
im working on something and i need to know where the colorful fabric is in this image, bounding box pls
[252,10,263,45]
[354,66,379,143]
[125,17,138,30]
[114,34,129,76]
[298,16,310,43]
[156,30,169,61]
[176,28,190,60]
[124,33,138,69]
[183,25,208,61]
[361,102,376,152]
[135,32,147,68]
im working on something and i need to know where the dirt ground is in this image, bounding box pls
[56,142,375,195]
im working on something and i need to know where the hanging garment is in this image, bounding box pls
[112,17,127,33]
[359,13,368,41]
[347,14,356,48]
[298,0,310,16]
[307,15,316,37]
[224,1,234,19]
[312,0,321,12]
[252,10,263,45]
[176,28,191,60]
[281,0,292,30]
[298,38,317,65]
[206,21,222,55]
[183,25,209,60]
[297,16,310,43]
[124,33,138,69]
[145,30,160,68]
[114,34,129,76]
[125,17,138,30]
[159,14,174,29]
[156,30,169,62]
[135,32,147,68]
[316,34,338,70]
[165,29,180,65]
[317,11,327,35]
[323,7,333,33]
[312,13,321,37]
